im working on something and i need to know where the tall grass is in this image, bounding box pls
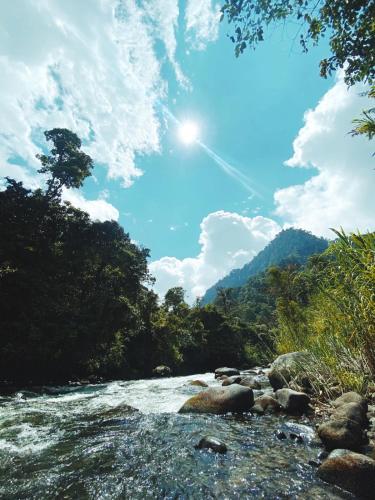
[274,229,375,397]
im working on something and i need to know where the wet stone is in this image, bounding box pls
[195,436,227,454]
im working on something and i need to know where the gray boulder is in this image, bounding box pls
[239,376,261,390]
[214,367,240,379]
[317,449,375,498]
[195,436,227,454]
[268,352,314,390]
[178,385,254,414]
[152,365,171,377]
[275,388,310,414]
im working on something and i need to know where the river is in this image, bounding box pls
[0,372,350,499]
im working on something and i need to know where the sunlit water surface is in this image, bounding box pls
[0,373,350,499]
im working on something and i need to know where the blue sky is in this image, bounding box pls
[0,0,373,301]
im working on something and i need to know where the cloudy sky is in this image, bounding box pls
[1,0,373,301]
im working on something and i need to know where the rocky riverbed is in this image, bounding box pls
[0,361,374,499]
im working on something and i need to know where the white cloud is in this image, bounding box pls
[275,74,375,237]
[0,0,213,193]
[185,0,221,50]
[150,210,280,302]
[62,189,119,222]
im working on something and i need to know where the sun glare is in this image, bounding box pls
[178,121,199,145]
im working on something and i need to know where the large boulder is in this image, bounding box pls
[318,416,367,451]
[214,367,240,379]
[317,449,375,498]
[332,392,368,412]
[152,365,171,377]
[178,385,254,414]
[275,388,310,414]
[318,397,369,451]
[252,395,281,415]
[239,377,261,390]
[268,352,314,390]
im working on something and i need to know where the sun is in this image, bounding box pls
[178,120,199,145]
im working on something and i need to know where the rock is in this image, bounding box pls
[333,402,368,427]
[332,392,368,412]
[276,431,287,440]
[239,377,261,390]
[178,385,254,414]
[317,449,375,498]
[275,388,310,414]
[189,380,208,387]
[252,395,281,415]
[222,375,242,386]
[152,365,171,377]
[214,367,240,379]
[289,433,304,443]
[268,351,314,390]
[318,418,367,451]
[318,401,369,451]
[195,436,227,454]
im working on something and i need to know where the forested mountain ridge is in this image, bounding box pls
[202,228,328,304]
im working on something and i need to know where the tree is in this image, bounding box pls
[164,287,186,312]
[351,85,375,142]
[221,0,375,86]
[37,128,93,197]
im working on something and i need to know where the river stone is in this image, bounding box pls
[332,392,368,412]
[214,367,240,379]
[268,352,314,390]
[178,385,254,414]
[239,377,261,390]
[275,388,310,414]
[317,449,375,498]
[152,365,171,377]
[189,380,208,387]
[332,402,368,427]
[252,395,281,415]
[222,375,242,386]
[318,418,366,451]
[195,436,227,454]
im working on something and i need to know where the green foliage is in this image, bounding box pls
[221,0,375,86]
[271,230,375,396]
[37,128,93,196]
[351,86,375,144]
[203,228,327,303]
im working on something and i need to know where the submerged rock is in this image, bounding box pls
[222,375,242,386]
[268,352,314,390]
[152,365,172,377]
[178,385,254,414]
[275,388,310,414]
[195,436,227,454]
[189,380,208,387]
[317,449,375,498]
[214,367,240,379]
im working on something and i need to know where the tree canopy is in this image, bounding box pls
[221,0,375,86]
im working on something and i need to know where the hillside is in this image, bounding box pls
[202,228,328,304]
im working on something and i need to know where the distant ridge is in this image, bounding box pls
[201,228,328,304]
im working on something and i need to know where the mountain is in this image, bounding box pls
[201,228,328,304]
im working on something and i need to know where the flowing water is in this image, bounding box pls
[0,373,350,499]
